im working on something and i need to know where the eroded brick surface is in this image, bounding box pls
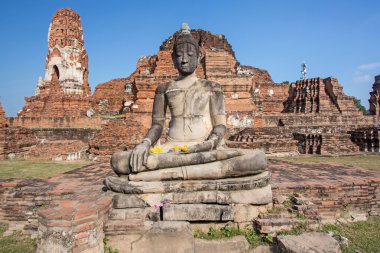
[270,159,380,216]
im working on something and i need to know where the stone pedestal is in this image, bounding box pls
[105,169,273,253]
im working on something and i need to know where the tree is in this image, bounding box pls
[354,98,369,115]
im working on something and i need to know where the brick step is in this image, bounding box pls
[254,217,319,234]
[258,212,295,219]
[104,219,153,235]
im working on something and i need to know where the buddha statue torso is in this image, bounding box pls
[167,80,213,142]
[152,75,226,150]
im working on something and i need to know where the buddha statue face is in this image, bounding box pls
[173,42,199,76]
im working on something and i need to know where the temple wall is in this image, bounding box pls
[19,95,93,118]
[369,75,380,116]
[262,115,378,128]
[88,114,150,160]
[93,77,136,115]
[0,127,39,160]
[273,180,380,218]
[7,117,102,129]
[0,103,6,127]
[0,124,98,160]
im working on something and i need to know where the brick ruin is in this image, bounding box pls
[18,8,92,118]
[283,77,362,115]
[0,102,6,159]
[0,8,378,161]
[369,75,380,116]
[0,9,99,161]
[91,30,379,157]
[89,29,276,158]
[0,102,6,128]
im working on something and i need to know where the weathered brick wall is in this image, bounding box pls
[0,164,113,252]
[0,103,6,159]
[0,102,6,127]
[33,128,97,142]
[369,75,380,116]
[271,160,380,220]
[350,127,380,152]
[88,114,150,160]
[0,179,53,235]
[228,124,377,155]
[20,95,93,118]
[227,127,298,155]
[93,77,136,115]
[324,77,362,115]
[286,125,362,155]
[0,126,98,160]
[259,83,290,114]
[7,117,102,129]
[273,180,380,217]
[27,128,98,160]
[0,127,39,160]
[25,140,88,160]
[262,115,378,128]
[283,77,362,116]
[0,130,5,160]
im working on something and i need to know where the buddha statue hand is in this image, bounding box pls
[130,140,150,173]
[186,138,217,154]
[186,125,225,154]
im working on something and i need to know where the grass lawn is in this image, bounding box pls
[321,217,380,253]
[193,223,273,248]
[272,154,380,171]
[0,160,92,179]
[0,223,36,253]
[193,217,380,252]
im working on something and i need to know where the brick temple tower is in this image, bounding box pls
[19,8,92,117]
[369,75,380,116]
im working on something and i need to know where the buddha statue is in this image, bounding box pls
[106,24,267,189]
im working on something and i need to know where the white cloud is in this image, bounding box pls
[353,74,371,83]
[357,62,380,70]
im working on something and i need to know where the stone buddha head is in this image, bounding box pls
[172,23,200,76]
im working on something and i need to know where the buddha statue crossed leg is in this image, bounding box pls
[105,24,267,191]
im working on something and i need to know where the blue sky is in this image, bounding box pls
[0,0,379,116]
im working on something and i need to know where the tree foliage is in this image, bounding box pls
[354,98,369,115]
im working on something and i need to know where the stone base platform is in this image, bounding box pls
[109,184,273,222]
[0,159,379,252]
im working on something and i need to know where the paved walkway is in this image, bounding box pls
[270,159,380,189]
[2,160,379,205]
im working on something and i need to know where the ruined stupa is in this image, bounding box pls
[18,8,92,117]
